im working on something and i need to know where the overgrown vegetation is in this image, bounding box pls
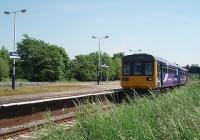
[36,84,200,140]
[189,73,200,81]
[34,114,70,140]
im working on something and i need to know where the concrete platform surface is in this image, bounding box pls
[0,81,121,105]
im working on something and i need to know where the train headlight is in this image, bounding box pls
[146,77,153,81]
[122,77,129,81]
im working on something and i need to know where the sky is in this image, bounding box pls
[0,0,199,66]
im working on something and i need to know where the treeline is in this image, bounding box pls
[0,35,123,82]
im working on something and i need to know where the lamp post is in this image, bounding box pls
[129,49,142,54]
[4,9,27,90]
[92,35,109,85]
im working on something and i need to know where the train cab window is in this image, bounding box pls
[123,63,131,75]
[134,63,142,75]
[145,63,153,76]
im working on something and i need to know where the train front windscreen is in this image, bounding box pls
[123,62,153,76]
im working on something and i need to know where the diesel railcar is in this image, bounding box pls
[121,53,188,89]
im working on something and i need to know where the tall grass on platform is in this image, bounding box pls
[0,84,87,96]
[36,84,200,140]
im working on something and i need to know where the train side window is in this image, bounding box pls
[168,68,173,74]
[163,66,168,74]
[134,63,142,75]
[145,62,153,76]
[174,69,178,75]
[162,66,168,80]
[123,63,131,75]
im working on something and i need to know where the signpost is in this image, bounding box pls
[10,52,20,59]
[9,52,20,90]
[102,64,109,84]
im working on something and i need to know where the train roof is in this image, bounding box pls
[124,53,187,71]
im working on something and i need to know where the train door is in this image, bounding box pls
[162,66,168,86]
[157,63,162,87]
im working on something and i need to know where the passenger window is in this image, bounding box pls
[168,68,173,74]
[123,63,131,75]
[162,66,168,80]
[163,66,168,74]
[134,63,142,75]
[145,63,153,76]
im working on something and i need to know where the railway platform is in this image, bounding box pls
[0,81,121,106]
[0,81,122,120]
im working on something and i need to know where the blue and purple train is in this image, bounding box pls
[121,53,188,89]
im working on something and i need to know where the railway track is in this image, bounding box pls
[0,104,114,140]
[0,111,76,139]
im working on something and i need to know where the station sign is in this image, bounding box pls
[102,64,109,68]
[9,52,20,59]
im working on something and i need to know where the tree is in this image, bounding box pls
[72,53,98,81]
[71,52,121,81]
[15,35,124,82]
[0,46,9,61]
[0,59,9,81]
[112,52,124,80]
[113,52,124,60]
[0,47,9,81]
[16,35,70,81]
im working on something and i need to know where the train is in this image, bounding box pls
[121,53,188,89]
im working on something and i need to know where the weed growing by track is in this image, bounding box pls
[36,83,200,140]
[34,114,70,140]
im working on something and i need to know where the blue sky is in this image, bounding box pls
[0,0,199,66]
